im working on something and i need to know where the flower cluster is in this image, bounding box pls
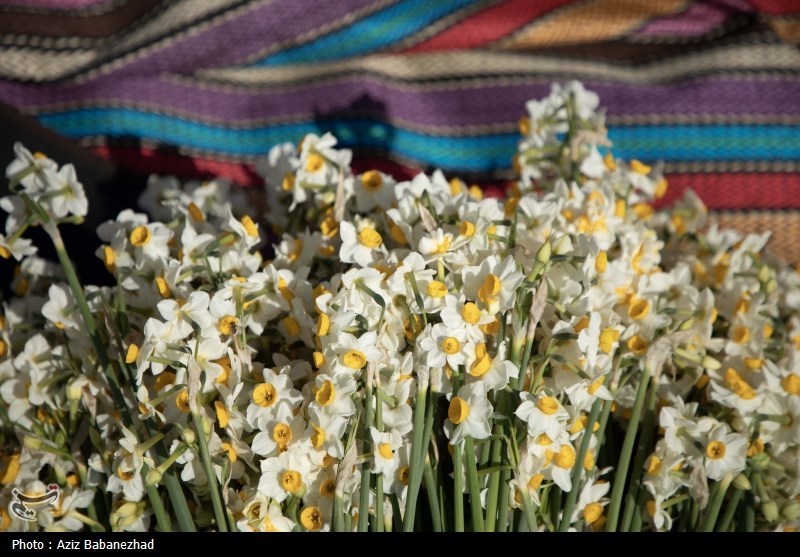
[0,82,798,533]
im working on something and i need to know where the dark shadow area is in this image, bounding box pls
[0,104,149,300]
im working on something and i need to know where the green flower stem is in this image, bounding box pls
[717,487,744,532]
[496,467,511,532]
[464,437,485,532]
[620,384,658,532]
[520,491,538,531]
[144,482,171,532]
[605,366,652,531]
[549,486,562,528]
[484,427,505,531]
[701,474,733,532]
[453,442,464,532]
[358,377,374,532]
[402,385,428,532]
[559,398,603,531]
[373,384,384,533]
[190,411,229,532]
[423,456,443,532]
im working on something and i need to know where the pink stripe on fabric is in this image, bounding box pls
[633,2,735,37]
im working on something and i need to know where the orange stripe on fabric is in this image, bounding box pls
[502,0,690,49]
[403,0,574,52]
[766,17,800,43]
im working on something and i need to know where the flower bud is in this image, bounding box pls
[762,500,779,522]
[66,381,83,402]
[23,435,42,450]
[781,499,800,521]
[145,469,163,486]
[181,427,196,445]
[535,241,551,265]
[702,355,722,370]
[732,473,751,491]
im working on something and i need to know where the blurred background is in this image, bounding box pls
[0,0,798,284]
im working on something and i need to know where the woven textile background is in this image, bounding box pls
[1,0,799,260]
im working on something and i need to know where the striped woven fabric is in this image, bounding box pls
[1,0,799,261]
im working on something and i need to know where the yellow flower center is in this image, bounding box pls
[361,170,383,191]
[273,423,292,450]
[253,383,278,407]
[214,401,229,428]
[388,221,407,244]
[306,153,324,173]
[469,343,491,377]
[614,199,627,218]
[595,251,608,273]
[628,298,650,321]
[448,397,470,424]
[460,220,476,237]
[175,390,191,413]
[588,376,605,395]
[442,336,461,355]
[528,473,544,491]
[782,373,800,395]
[342,349,367,370]
[130,225,151,247]
[461,302,481,325]
[281,173,295,192]
[154,371,176,392]
[427,280,448,298]
[655,178,668,199]
[732,325,750,345]
[320,480,336,497]
[537,396,559,415]
[535,434,552,446]
[240,215,259,237]
[378,443,394,460]
[478,274,501,304]
[599,328,620,353]
[116,466,135,481]
[434,235,452,254]
[626,335,649,355]
[316,313,330,337]
[282,316,300,337]
[743,357,763,370]
[0,453,21,485]
[300,506,323,531]
[315,380,336,406]
[706,440,727,460]
[280,470,303,494]
[724,368,757,400]
[553,444,576,469]
[311,424,325,449]
[102,245,116,272]
[313,351,325,369]
[358,227,383,248]
[187,202,205,222]
[217,315,239,335]
[220,442,237,463]
[125,343,139,365]
[584,503,604,525]
[604,152,617,171]
[630,160,651,175]
[646,455,662,475]
[155,276,171,298]
[397,466,410,486]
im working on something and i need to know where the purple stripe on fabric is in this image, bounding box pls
[83,0,379,78]
[1,76,798,128]
[633,2,734,37]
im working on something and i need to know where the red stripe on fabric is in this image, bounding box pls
[661,172,800,210]
[90,146,262,186]
[746,0,800,16]
[402,0,575,52]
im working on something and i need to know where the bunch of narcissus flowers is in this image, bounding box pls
[1,82,799,533]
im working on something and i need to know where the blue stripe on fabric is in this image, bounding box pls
[253,0,477,66]
[37,109,800,172]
